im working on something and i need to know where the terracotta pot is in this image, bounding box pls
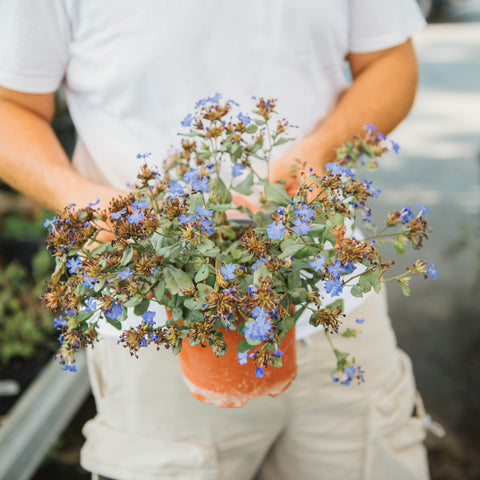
[177,326,297,408]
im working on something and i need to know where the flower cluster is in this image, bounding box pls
[43,95,436,382]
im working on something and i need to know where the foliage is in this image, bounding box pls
[43,96,437,383]
[0,248,56,367]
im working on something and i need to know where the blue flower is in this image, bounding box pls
[82,276,98,288]
[208,92,222,104]
[327,260,346,279]
[62,364,77,372]
[426,264,439,279]
[309,256,325,272]
[178,214,197,225]
[192,176,209,192]
[110,208,127,220]
[220,263,236,280]
[105,302,124,320]
[53,315,66,329]
[87,198,101,209]
[237,112,251,125]
[416,204,431,215]
[85,297,97,314]
[195,206,213,217]
[255,366,264,378]
[232,163,245,178]
[267,221,285,240]
[247,284,258,296]
[325,162,345,175]
[355,318,365,324]
[118,268,133,280]
[291,218,311,235]
[181,113,194,127]
[273,349,284,358]
[237,351,249,365]
[391,140,401,154]
[43,216,58,231]
[244,316,271,342]
[136,152,152,160]
[169,180,185,197]
[363,124,378,131]
[294,203,314,219]
[251,258,267,271]
[142,310,156,325]
[199,219,215,234]
[66,257,82,274]
[184,168,199,183]
[127,209,145,225]
[132,199,149,210]
[399,206,414,222]
[325,278,344,297]
[343,262,357,274]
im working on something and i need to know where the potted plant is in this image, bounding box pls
[43,96,437,407]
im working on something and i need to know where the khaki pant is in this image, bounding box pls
[83,290,430,480]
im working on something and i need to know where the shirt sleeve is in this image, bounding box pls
[0,0,70,93]
[349,0,426,53]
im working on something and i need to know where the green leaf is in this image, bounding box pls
[210,177,232,204]
[194,264,209,283]
[232,173,254,195]
[236,339,252,353]
[253,211,271,228]
[253,263,272,285]
[350,285,364,298]
[273,137,292,146]
[167,266,194,294]
[279,238,304,259]
[184,297,204,310]
[106,317,122,330]
[209,204,231,212]
[289,288,308,302]
[149,232,163,253]
[164,269,180,295]
[264,183,291,206]
[341,328,358,338]
[394,236,407,254]
[123,295,144,308]
[90,242,111,256]
[288,271,301,290]
[197,238,216,255]
[398,278,412,296]
[245,124,258,134]
[154,281,165,303]
[333,348,349,365]
[121,246,134,266]
[133,297,150,317]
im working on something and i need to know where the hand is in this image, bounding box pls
[270,134,330,196]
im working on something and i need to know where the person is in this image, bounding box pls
[0,1,432,479]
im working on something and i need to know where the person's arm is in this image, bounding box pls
[0,86,122,211]
[272,39,419,194]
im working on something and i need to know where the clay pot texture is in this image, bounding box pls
[178,326,297,408]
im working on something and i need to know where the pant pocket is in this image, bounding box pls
[82,420,219,480]
[364,350,430,480]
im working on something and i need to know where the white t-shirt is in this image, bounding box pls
[0,0,425,340]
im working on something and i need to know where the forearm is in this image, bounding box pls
[306,40,419,168]
[0,98,121,211]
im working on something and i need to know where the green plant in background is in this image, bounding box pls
[0,248,56,368]
[1,209,53,240]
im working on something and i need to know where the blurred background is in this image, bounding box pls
[0,1,479,479]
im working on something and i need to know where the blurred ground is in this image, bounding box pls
[32,2,480,479]
[369,1,480,478]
